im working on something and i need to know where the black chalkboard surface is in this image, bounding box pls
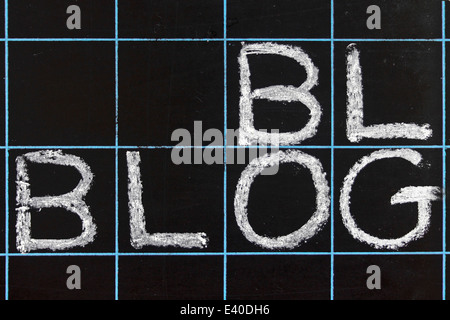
[0,0,447,303]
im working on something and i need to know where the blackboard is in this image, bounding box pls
[0,0,447,303]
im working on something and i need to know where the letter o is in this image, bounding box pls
[234,150,330,249]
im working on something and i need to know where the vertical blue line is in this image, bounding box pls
[223,0,228,301]
[330,0,335,301]
[442,0,446,301]
[115,0,119,301]
[4,0,8,301]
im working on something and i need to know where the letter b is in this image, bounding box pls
[15,150,97,253]
[238,42,322,146]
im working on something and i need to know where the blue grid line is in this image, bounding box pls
[117,38,225,42]
[114,0,119,302]
[335,38,443,42]
[7,252,227,257]
[226,38,332,42]
[442,0,447,301]
[227,252,332,256]
[443,149,447,301]
[7,38,224,42]
[333,251,446,256]
[229,251,447,256]
[230,38,444,42]
[7,38,117,42]
[4,251,447,257]
[7,145,120,149]
[0,38,450,43]
[330,0,335,301]
[116,252,225,257]
[4,0,9,301]
[223,0,228,302]
[3,145,447,150]
[8,253,118,257]
[0,37,446,42]
[333,145,445,149]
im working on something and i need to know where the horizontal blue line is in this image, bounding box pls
[334,145,445,149]
[226,252,330,256]
[225,251,446,256]
[7,252,116,257]
[7,38,116,42]
[117,252,223,256]
[334,251,445,256]
[336,38,443,42]
[8,145,118,149]
[6,252,221,257]
[2,145,446,150]
[229,38,444,42]
[0,38,445,43]
[5,38,224,42]
[2,251,447,257]
[119,38,225,42]
[227,38,332,42]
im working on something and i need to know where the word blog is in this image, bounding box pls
[14,42,441,253]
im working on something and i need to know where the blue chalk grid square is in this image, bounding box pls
[8,256,115,300]
[227,255,331,300]
[8,0,115,39]
[334,255,442,300]
[226,41,332,147]
[118,256,223,300]
[226,0,331,39]
[334,0,442,39]
[226,148,331,253]
[118,148,224,253]
[8,149,116,254]
[334,41,443,147]
[118,41,224,147]
[333,148,443,253]
[8,42,116,146]
[119,0,224,39]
